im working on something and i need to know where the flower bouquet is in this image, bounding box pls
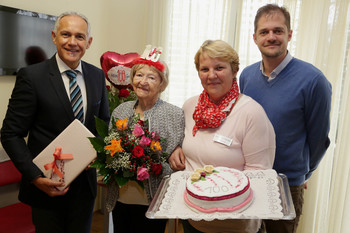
[106,85,137,115]
[89,115,168,188]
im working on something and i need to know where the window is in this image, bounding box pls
[161,0,236,107]
[162,0,301,106]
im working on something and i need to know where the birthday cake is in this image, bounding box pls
[184,165,253,213]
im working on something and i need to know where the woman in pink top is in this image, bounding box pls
[168,40,275,233]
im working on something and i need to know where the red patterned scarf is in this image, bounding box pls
[192,81,239,136]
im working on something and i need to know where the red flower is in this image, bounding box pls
[118,89,130,98]
[137,120,144,127]
[151,163,162,175]
[132,145,144,158]
[106,85,111,91]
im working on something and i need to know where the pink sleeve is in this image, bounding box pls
[241,101,276,170]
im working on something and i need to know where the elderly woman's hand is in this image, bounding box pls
[168,146,186,171]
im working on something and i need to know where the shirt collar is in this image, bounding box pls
[260,52,293,80]
[56,53,82,74]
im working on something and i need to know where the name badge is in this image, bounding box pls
[213,134,232,146]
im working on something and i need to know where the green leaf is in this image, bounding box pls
[115,176,129,187]
[98,167,111,176]
[89,160,103,169]
[108,100,120,115]
[88,137,105,153]
[94,116,108,138]
[111,116,117,129]
[136,180,144,190]
[123,170,134,178]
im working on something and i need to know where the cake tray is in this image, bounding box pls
[146,169,296,221]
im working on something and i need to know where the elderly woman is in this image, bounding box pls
[106,46,185,233]
[169,40,275,233]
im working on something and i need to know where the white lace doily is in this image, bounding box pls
[148,169,285,221]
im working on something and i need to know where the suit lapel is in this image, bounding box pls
[82,61,93,125]
[48,56,75,120]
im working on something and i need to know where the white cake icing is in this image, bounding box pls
[184,166,253,213]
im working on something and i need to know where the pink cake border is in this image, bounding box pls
[184,189,254,213]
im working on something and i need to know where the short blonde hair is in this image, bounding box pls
[194,40,239,74]
[130,62,169,92]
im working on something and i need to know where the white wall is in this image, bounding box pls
[0,0,150,159]
[0,0,149,66]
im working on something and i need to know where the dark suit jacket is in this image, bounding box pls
[0,55,110,208]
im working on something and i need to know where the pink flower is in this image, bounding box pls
[132,124,144,137]
[139,136,151,147]
[137,167,149,181]
[151,131,160,141]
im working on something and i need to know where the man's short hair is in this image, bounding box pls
[53,11,91,38]
[254,4,291,33]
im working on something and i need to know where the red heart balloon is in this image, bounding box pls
[100,51,140,88]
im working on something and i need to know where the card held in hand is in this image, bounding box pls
[33,119,96,190]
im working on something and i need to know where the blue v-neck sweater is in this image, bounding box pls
[239,58,332,186]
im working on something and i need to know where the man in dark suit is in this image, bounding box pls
[1,12,109,233]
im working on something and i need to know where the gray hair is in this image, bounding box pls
[53,11,91,38]
[130,62,169,93]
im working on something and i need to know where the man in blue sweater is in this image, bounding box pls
[239,4,332,233]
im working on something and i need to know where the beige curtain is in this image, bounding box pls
[293,1,350,233]
[326,51,350,232]
[146,0,171,53]
[149,0,238,107]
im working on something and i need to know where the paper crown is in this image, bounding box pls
[132,45,165,73]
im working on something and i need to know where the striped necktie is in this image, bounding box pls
[65,70,84,123]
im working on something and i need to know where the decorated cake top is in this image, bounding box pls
[190,165,218,182]
[186,166,250,198]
